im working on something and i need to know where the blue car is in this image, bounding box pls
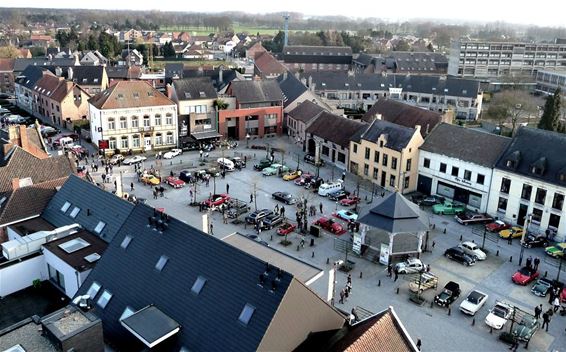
[335,209,358,222]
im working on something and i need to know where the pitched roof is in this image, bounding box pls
[0,58,15,72]
[495,127,566,187]
[288,100,326,123]
[363,98,442,137]
[76,203,294,351]
[182,67,238,91]
[306,112,366,148]
[230,80,284,104]
[165,63,184,79]
[105,66,141,79]
[254,51,287,76]
[88,81,174,110]
[358,192,429,233]
[389,51,448,73]
[41,175,134,243]
[358,119,416,152]
[172,77,217,101]
[276,73,308,107]
[421,123,511,167]
[284,46,353,56]
[70,66,105,86]
[16,65,47,89]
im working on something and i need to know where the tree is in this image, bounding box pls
[393,39,411,51]
[485,89,536,135]
[538,88,562,132]
[87,34,99,51]
[0,46,20,58]
[426,43,434,52]
[162,41,176,58]
[214,99,228,110]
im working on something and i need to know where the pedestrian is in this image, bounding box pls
[250,194,254,203]
[223,211,228,224]
[526,256,532,269]
[339,289,345,304]
[342,171,346,181]
[553,296,561,313]
[534,257,540,270]
[226,183,230,194]
[347,274,352,284]
[101,174,106,183]
[426,264,431,272]
[507,235,512,245]
[509,337,518,351]
[105,166,109,174]
[209,222,214,235]
[387,264,393,278]
[344,287,349,301]
[189,189,193,199]
[200,150,203,159]
[281,206,285,216]
[416,339,422,351]
[535,304,543,319]
[549,289,555,304]
[205,178,209,187]
[542,311,551,331]
[153,190,158,199]
[319,202,323,214]
[275,204,279,214]
[130,182,134,192]
[300,236,305,248]
[346,281,352,294]
[394,269,399,282]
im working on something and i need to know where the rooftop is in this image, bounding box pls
[306,112,367,148]
[88,80,174,110]
[8,217,55,237]
[230,79,284,104]
[0,320,57,352]
[172,77,218,101]
[357,119,416,152]
[42,230,108,272]
[287,100,326,124]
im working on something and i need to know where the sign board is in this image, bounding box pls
[98,139,109,149]
[379,243,390,265]
[353,232,362,255]
[389,87,403,95]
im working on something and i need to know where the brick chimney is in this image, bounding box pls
[11,178,19,190]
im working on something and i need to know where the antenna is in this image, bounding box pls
[283,13,290,47]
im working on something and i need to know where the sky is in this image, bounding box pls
[2,0,566,27]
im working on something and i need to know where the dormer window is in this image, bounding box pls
[506,160,515,168]
[531,157,547,176]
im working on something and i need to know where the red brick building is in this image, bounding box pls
[218,80,284,140]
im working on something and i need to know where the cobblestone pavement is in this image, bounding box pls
[85,136,566,352]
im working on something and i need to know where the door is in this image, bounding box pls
[331,149,336,163]
[144,136,152,151]
[380,171,386,188]
[517,204,528,226]
[417,175,432,195]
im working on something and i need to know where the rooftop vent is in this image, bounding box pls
[84,253,101,263]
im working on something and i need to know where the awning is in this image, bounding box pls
[120,305,180,348]
[191,130,222,140]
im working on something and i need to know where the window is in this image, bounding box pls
[119,117,127,129]
[404,176,410,189]
[374,151,379,163]
[439,163,447,173]
[132,135,140,148]
[86,282,101,298]
[476,174,485,185]
[109,138,116,150]
[69,206,80,218]
[94,221,106,234]
[497,197,508,212]
[155,114,162,126]
[120,136,128,149]
[373,168,378,180]
[353,144,358,153]
[364,147,370,160]
[389,175,396,187]
[451,166,459,177]
[155,255,169,271]
[120,306,135,321]
[535,188,546,205]
[48,264,65,290]
[363,164,369,176]
[552,193,564,210]
[121,235,132,249]
[166,132,174,145]
[143,115,150,127]
[238,304,255,325]
[337,152,346,163]
[166,113,173,125]
[155,133,163,145]
[531,208,543,224]
[462,170,471,181]
[131,116,139,128]
[191,276,207,295]
[108,118,115,130]
[382,154,388,167]
[521,184,532,200]
[391,157,397,170]
[500,178,511,194]
[97,290,113,309]
[61,201,71,213]
[423,158,431,168]
[406,158,412,172]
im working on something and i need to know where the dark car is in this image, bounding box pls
[272,191,296,205]
[179,170,194,183]
[245,209,273,224]
[227,199,251,219]
[304,154,325,166]
[444,247,476,266]
[181,142,200,151]
[455,212,494,225]
[253,159,272,171]
[417,195,445,206]
[231,157,246,168]
[262,213,284,229]
[329,189,351,201]
[530,277,554,297]
[434,281,461,307]
[521,234,550,248]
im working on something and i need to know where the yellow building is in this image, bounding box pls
[350,119,424,194]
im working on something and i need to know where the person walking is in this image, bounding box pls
[274,204,279,214]
[226,183,230,194]
[416,339,422,351]
[509,336,519,351]
[319,202,323,214]
[209,222,214,235]
[347,274,352,285]
[542,311,551,331]
[344,287,349,301]
[535,304,543,319]
[339,289,345,304]
[394,269,399,282]
[280,206,285,216]
[101,174,106,183]
[223,211,228,224]
[526,256,532,269]
[250,193,254,203]
[342,171,346,181]
[130,182,134,192]
[387,264,393,278]
[153,189,158,199]
[552,296,561,313]
[534,257,540,270]
[507,235,512,245]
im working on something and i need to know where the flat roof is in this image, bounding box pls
[120,305,180,348]
[0,320,57,352]
[9,217,55,236]
[42,230,108,272]
[222,233,323,285]
[41,306,100,341]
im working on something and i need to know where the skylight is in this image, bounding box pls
[86,281,101,298]
[61,201,71,213]
[121,235,133,250]
[97,290,113,309]
[191,276,207,295]
[69,206,81,218]
[58,237,90,253]
[120,306,135,321]
[155,255,169,271]
[84,253,101,263]
[94,221,106,234]
[238,304,255,325]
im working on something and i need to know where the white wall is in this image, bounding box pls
[0,255,47,297]
[89,105,103,146]
[43,248,81,298]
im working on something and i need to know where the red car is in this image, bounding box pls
[277,222,297,236]
[314,217,346,235]
[485,220,511,233]
[294,173,314,186]
[512,266,539,285]
[165,176,185,189]
[339,196,361,206]
[202,194,231,208]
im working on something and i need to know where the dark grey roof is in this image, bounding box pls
[75,203,293,351]
[165,63,184,79]
[15,65,45,89]
[183,68,237,91]
[359,119,416,152]
[301,72,480,99]
[70,66,105,86]
[421,123,511,167]
[358,192,429,233]
[495,127,566,187]
[105,66,130,79]
[276,73,308,107]
[352,53,378,67]
[287,100,325,123]
[230,80,283,104]
[41,175,134,243]
[283,46,352,64]
[13,58,70,72]
[389,52,448,73]
[120,305,180,347]
[306,112,366,148]
[172,77,218,101]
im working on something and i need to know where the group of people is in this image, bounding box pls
[338,274,353,304]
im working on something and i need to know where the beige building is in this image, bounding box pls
[350,119,424,194]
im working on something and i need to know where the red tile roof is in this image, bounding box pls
[0,59,15,72]
[254,51,287,76]
[88,80,175,110]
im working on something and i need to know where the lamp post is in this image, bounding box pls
[245,116,250,148]
[246,133,250,148]
[519,213,532,266]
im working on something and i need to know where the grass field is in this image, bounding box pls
[158,25,318,36]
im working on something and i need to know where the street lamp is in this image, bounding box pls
[246,134,250,148]
[519,213,532,266]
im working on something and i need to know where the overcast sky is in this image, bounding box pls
[2,0,566,27]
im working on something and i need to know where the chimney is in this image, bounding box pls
[11,178,19,190]
[307,76,313,87]
[294,71,300,80]
[68,67,74,80]
[19,125,29,150]
[283,71,288,80]
[55,66,62,76]
[219,66,224,84]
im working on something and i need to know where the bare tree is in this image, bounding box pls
[485,89,537,135]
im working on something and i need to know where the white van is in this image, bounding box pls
[59,137,74,149]
[318,180,344,196]
[217,158,235,171]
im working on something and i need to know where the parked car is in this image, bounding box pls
[313,217,345,235]
[165,176,185,188]
[217,158,235,171]
[272,191,296,205]
[328,189,351,201]
[485,301,514,330]
[206,168,221,177]
[408,272,438,293]
[226,199,251,219]
[304,154,324,166]
[545,242,566,258]
[512,266,539,285]
[444,247,476,266]
[179,170,194,183]
[499,226,525,239]
[123,155,147,165]
[231,157,246,168]
[485,220,511,233]
[459,290,488,316]
[109,154,124,165]
[253,159,272,171]
[334,209,358,222]
[394,258,425,274]
[41,126,59,137]
[432,201,465,215]
[416,195,445,206]
[531,277,554,297]
[277,222,296,236]
[511,314,539,342]
[163,148,183,159]
[294,173,313,186]
[434,281,461,307]
[458,241,487,260]
[339,196,361,206]
[262,213,284,230]
[245,209,273,224]
[282,170,302,181]
[202,194,231,209]
[262,163,289,176]
[522,234,550,248]
[455,212,493,225]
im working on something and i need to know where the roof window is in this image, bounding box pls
[94,221,106,234]
[121,235,133,249]
[97,289,113,309]
[238,304,255,325]
[69,206,81,218]
[58,237,90,253]
[61,201,71,213]
[84,253,101,263]
[191,276,207,295]
[120,306,135,321]
[155,255,169,271]
[86,281,101,298]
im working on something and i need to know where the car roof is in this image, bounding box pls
[407,258,421,264]
[469,290,485,298]
[461,241,476,246]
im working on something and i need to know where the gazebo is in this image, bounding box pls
[358,192,429,265]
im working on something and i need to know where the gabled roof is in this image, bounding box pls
[358,192,429,233]
[76,204,294,351]
[16,65,47,89]
[41,175,134,243]
[165,63,184,79]
[306,112,366,148]
[284,46,353,56]
[276,73,308,107]
[88,81,174,110]
[183,67,238,91]
[421,123,511,167]
[230,80,284,104]
[287,100,326,124]
[357,119,416,152]
[363,98,442,137]
[389,51,448,73]
[70,66,105,86]
[172,77,218,101]
[105,66,141,80]
[254,51,287,76]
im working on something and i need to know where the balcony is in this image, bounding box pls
[139,126,154,132]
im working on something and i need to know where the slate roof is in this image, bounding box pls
[42,230,108,272]
[16,65,46,89]
[70,66,105,86]
[254,51,287,77]
[75,203,294,351]
[421,123,511,167]
[276,73,308,108]
[306,112,367,148]
[283,46,353,64]
[363,99,442,137]
[182,67,238,91]
[357,119,416,152]
[41,175,134,243]
[172,77,217,101]
[358,192,429,233]
[288,100,326,124]
[352,53,377,67]
[105,66,141,80]
[89,81,175,110]
[495,127,566,188]
[165,63,184,82]
[389,52,448,73]
[230,80,284,104]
